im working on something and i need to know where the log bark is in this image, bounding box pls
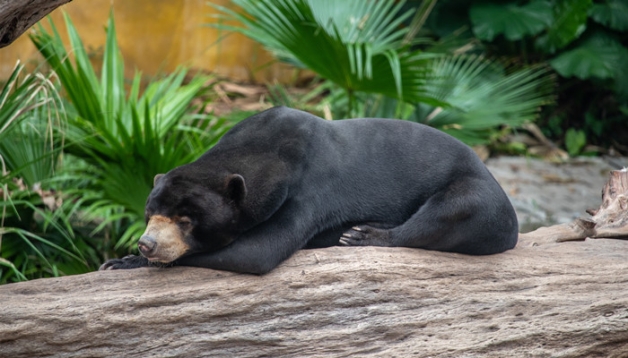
[521,168,628,242]
[0,0,73,48]
[2,237,628,357]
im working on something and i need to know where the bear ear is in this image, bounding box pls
[226,174,247,203]
[153,174,165,187]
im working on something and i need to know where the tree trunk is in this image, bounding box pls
[0,0,73,48]
[521,169,628,242]
[1,238,628,357]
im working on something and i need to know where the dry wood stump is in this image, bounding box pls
[521,169,628,242]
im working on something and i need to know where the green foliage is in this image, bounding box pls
[564,128,587,156]
[0,193,95,283]
[417,56,553,144]
[470,1,553,41]
[589,0,628,31]
[436,0,628,154]
[29,13,227,255]
[211,0,439,109]
[466,0,628,91]
[212,0,553,144]
[0,63,59,167]
[469,0,594,53]
[0,62,94,283]
[535,0,591,54]
[549,31,627,81]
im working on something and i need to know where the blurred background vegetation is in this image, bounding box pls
[0,0,626,283]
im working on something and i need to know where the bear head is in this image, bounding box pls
[137,170,247,264]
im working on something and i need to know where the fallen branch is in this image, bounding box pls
[521,168,628,242]
[0,0,73,48]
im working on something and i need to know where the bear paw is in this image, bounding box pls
[99,255,150,270]
[339,225,392,247]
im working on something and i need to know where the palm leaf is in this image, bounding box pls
[211,0,440,105]
[212,0,553,144]
[0,62,63,187]
[418,56,554,144]
[30,12,233,252]
[0,61,92,282]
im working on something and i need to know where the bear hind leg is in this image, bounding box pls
[339,205,482,252]
[339,181,516,255]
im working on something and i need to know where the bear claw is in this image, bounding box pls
[340,225,392,247]
[99,255,150,271]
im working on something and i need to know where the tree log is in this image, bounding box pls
[521,168,628,242]
[2,237,628,357]
[0,0,73,48]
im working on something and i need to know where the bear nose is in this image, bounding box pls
[138,235,157,257]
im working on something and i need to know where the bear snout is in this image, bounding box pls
[138,235,157,257]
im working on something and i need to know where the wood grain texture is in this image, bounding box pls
[522,169,628,243]
[1,236,628,357]
[0,0,73,47]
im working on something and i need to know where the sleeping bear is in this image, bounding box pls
[100,106,518,274]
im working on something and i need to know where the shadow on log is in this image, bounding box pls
[0,0,73,48]
[1,238,628,357]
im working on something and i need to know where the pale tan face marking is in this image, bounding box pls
[142,215,191,263]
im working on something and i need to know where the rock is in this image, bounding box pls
[1,237,628,357]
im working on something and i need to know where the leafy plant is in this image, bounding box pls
[0,62,92,283]
[210,0,553,144]
[212,0,440,111]
[461,0,628,153]
[549,31,628,83]
[415,56,553,143]
[30,13,231,254]
[470,1,554,42]
[564,128,587,156]
[468,0,628,94]
[590,0,628,31]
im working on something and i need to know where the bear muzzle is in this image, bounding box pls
[139,215,191,263]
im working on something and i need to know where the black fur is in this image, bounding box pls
[101,107,518,274]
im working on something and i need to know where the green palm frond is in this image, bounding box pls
[30,12,226,251]
[0,62,38,138]
[0,61,92,283]
[211,0,440,105]
[211,0,554,144]
[418,56,554,144]
[0,62,62,186]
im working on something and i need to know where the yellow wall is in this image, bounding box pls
[0,0,300,83]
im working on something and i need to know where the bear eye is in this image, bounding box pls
[177,216,192,228]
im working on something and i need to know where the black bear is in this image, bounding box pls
[100,107,518,274]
